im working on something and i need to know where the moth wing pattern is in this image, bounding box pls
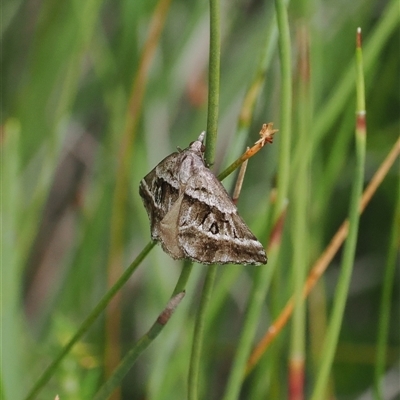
[177,170,267,265]
[139,132,268,265]
[139,152,181,241]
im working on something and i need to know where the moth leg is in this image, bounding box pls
[232,158,249,205]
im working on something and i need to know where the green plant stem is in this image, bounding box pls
[237,11,279,132]
[310,28,367,400]
[172,260,194,296]
[216,4,292,397]
[24,241,155,400]
[221,211,284,400]
[2,121,23,400]
[274,0,292,219]
[94,291,185,400]
[292,0,398,172]
[374,192,400,399]
[289,23,311,398]
[188,265,218,400]
[188,1,221,398]
[204,8,280,351]
[95,246,197,396]
[205,0,221,167]
[222,267,274,400]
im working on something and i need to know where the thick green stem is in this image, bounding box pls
[274,0,292,219]
[188,1,221,398]
[205,0,221,167]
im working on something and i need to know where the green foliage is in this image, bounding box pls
[2,0,399,399]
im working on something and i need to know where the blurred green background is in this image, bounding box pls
[2,0,399,399]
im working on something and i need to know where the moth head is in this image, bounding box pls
[189,131,206,155]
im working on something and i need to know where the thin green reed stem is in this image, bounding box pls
[290,23,311,396]
[172,260,194,296]
[221,212,285,400]
[94,292,185,400]
[310,28,367,400]
[218,5,292,397]
[274,0,292,219]
[92,261,192,399]
[24,241,155,400]
[217,13,283,395]
[237,11,279,133]
[204,0,220,167]
[374,193,400,399]
[188,1,220,399]
[84,261,187,395]
[188,266,218,400]
[291,0,399,173]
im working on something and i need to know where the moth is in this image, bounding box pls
[139,132,267,265]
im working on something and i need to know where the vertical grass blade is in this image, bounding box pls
[188,0,221,399]
[204,0,221,167]
[245,137,400,375]
[289,23,312,400]
[274,0,292,219]
[305,0,398,160]
[1,121,23,400]
[221,211,286,400]
[310,28,367,400]
[374,190,400,399]
[94,292,185,400]
[188,266,218,400]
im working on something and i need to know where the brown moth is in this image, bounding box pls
[139,132,267,265]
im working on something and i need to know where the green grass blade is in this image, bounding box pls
[1,121,24,400]
[374,188,400,399]
[93,292,185,400]
[273,0,292,219]
[24,241,155,400]
[289,22,312,398]
[299,0,399,168]
[221,213,284,400]
[310,28,367,399]
[204,0,221,167]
